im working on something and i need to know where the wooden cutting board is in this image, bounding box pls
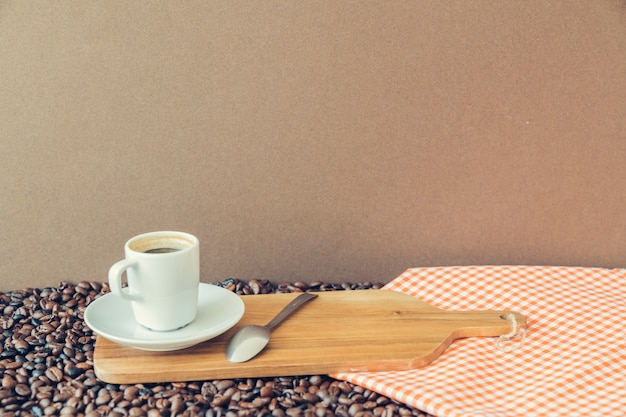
[93,290,525,383]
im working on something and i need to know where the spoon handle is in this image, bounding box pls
[265,292,318,330]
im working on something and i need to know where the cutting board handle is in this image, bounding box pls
[447,309,526,339]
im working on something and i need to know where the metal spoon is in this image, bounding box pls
[226,292,318,362]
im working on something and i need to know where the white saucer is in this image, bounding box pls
[85,283,245,351]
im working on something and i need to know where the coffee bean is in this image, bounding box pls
[238,382,253,391]
[3,361,21,370]
[64,363,83,378]
[349,403,364,415]
[2,375,16,389]
[272,409,286,417]
[60,405,77,415]
[338,396,353,406]
[0,389,13,400]
[129,407,147,416]
[308,375,323,386]
[338,382,353,394]
[285,407,303,417]
[335,405,350,417]
[294,385,307,395]
[170,395,184,414]
[123,385,139,400]
[154,398,169,409]
[43,405,60,415]
[252,396,271,408]
[65,396,80,409]
[45,366,63,382]
[363,400,377,410]
[15,383,32,397]
[301,392,318,404]
[95,389,112,405]
[216,379,235,391]
[0,347,17,358]
[211,394,230,408]
[147,409,163,417]
[248,280,261,294]
[260,385,274,398]
[1,316,15,330]
[13,338,30,353]
[222,386,237,399]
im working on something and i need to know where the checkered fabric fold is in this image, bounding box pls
[333,265,626,417]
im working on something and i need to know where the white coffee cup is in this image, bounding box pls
[108,231,200,331]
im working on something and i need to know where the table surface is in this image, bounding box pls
[0,279,432,417]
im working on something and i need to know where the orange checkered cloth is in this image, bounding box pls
[333,265,625,417]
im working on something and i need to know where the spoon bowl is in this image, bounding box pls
[226,292,318,362]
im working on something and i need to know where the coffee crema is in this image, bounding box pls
[143,247,181,254]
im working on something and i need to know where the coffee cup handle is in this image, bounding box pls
[109,259,142,301]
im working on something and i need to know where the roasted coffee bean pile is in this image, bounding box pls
[0,279,433,417]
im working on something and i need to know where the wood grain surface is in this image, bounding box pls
[93,290,525,383]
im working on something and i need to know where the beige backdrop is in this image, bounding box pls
[1,1,625,291]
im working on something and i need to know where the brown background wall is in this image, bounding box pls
[1,1,625,291]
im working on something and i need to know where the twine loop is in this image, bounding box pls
[497,312,526,353]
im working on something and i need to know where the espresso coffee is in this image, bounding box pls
[128,235,194,254]
[143,247,180,254]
